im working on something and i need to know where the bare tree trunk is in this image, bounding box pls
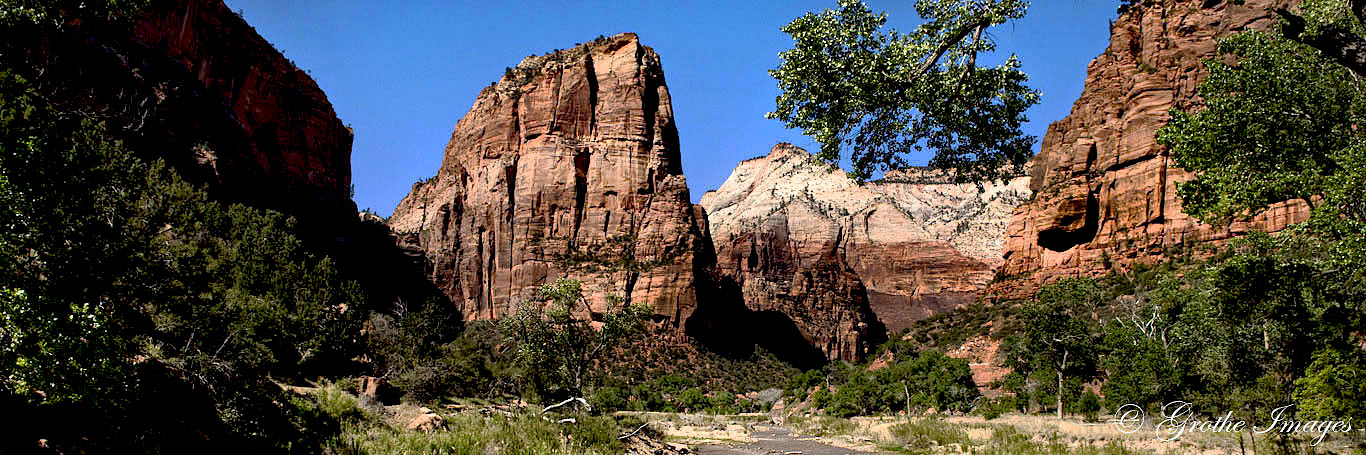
[1057,349,1069,420]
[903,381,911,416]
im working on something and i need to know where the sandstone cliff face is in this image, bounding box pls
[701,144,1030,359]
[131,0,356,226]
[999,0,1309,292]
[388,34,711,334]
[9,0,355,231]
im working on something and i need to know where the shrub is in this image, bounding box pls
[589,386,627,413]
[677,388,707,413]
[888,418,973,449]
[1076,390,1102,422]
[977,397,1008,420]
[0,69,366,452]
[707,391,739,414]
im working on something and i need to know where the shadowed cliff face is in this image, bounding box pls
[998,0,1310,296]
[700,144,1030,361]
[388,34,712,336]
[132,0,355,227]
[4,0,357,234]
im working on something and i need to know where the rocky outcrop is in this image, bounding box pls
[6,0,356,231]
[131,0,356,227]
[388,34,711,335]
[999,0,1310,293]
[701,144,1030,360]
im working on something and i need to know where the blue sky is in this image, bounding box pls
[224,0,1120,215]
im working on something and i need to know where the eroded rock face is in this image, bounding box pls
[131,0,355,227]
[998,0,1309,295]
[700,144,1030,360]
[388,34,711,335]
[12,0,356,231]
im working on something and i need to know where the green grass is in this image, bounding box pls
[301,382,632,455]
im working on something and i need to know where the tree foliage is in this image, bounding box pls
[798,350,978,418]
[1152,2,1366,427]
[0,66,365,451]
[500,278,651,403]
[768,0,1039,183]
[1157,30,1360,226]
[1010,278,1102,419]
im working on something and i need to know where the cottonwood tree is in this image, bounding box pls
[501,278,651,403]
[768,0,1039,183]
[1020,278,1102,419]
[1154,0,1366,425]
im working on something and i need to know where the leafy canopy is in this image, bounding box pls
[768,0,1038,183]
[1157,29,1361,226]
[500,278,651,402]
[0,67,366,451]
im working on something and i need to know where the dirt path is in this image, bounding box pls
[697,425,872,455]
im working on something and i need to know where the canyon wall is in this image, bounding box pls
[11,0,357,230]
[701,144,1030,360]
[130,0,357,228]
[388,34,712,335]
[999,0,1310,294]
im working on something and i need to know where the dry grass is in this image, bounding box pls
[677,412,1365,454]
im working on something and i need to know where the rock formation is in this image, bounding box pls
[701,144,1030,360]
[130,0,357,227]
[999,0,1310,294]
[8,0,356,230]
[388,34,711,335]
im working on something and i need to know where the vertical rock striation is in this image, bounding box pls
[388,34,711,335]
[9,0,357,231]
[701,144,1031,360]
[130,0,356,227]
[998,0,1310,294]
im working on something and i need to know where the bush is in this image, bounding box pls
[977,397,1008,420]
[367,303,498,404]
[888,418,973,449]
[329,413,625,455]
[0,69,366,452]
[817,350,979,417]
[589,386,627,413]
[707,391,739,415]
[677,388,707,413]
[1076,390,1102,422]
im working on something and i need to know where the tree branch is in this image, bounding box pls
[1278,8,1366,76]
[542,397,591,414]
[913,18,992,80]
[949,23,985,102]
[619,422,651,440]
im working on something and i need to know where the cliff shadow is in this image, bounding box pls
[685,274,830,371]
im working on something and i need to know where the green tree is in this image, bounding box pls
[501,278,651,402]
[879,350,979,414]
[0,67,367,451]
[1157,29,1360,226]
[366,300,499,403]
[1019,278,1102,419]
[1155,1,1366,426]
[1293,348,1366,421]
[768,0,1039,182]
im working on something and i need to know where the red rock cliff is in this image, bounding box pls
[11,0,356,230]
[388,34,711,335]
[998,0,1309,292]
[131,0,356,226]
